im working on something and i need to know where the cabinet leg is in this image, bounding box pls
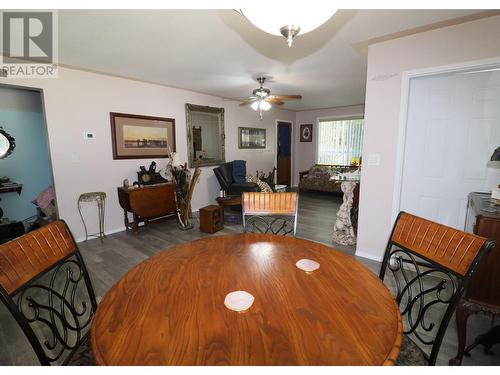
[449,299,479,365]
[124,210,130,231]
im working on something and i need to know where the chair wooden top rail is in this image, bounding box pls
[242,192,298,215]
[0,220,76,295]
[391,212,491,276]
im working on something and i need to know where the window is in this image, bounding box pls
[317,118,364,165]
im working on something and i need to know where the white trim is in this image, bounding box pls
[355,250,383,263]
[75,225,126,243]
[391,56,500,224]
[275,119,294,186]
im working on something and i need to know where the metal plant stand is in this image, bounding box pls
[78,192,106,241]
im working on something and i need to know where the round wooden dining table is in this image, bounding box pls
[91,234,402,365]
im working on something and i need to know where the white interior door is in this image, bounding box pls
[400,69,500,229]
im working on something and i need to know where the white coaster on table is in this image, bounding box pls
[296,259,320,273]
[224,291,255,312]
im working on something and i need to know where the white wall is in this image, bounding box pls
[293,105,365,185]
[357,15,500,261]
[0,67,294,241]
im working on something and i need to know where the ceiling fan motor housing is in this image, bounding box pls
[253,87,270,98]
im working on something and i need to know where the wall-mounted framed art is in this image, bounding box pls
[110,112,175,159]
[238,127,266,149]
[300,124,313,142]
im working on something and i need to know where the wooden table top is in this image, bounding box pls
[91,234,402,365]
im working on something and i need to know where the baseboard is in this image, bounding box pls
[75,226,126,243]
[354,250,383,263]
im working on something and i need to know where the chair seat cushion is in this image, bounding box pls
[396,336,428,366]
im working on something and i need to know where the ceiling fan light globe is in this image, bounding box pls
[240,9,336,38]
[251,101,260,111]
[260,100,272,111]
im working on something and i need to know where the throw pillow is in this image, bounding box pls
[232,160,247,183]
[246,175,273,192]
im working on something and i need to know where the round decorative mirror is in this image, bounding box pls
[0,127,16,159]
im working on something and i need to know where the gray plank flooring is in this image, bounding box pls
[0,191,498,365]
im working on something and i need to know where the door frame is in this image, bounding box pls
[391,56,500,224]
[0,83,59,220]
[275,119,293,186]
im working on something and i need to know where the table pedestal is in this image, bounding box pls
[332,181,357,246]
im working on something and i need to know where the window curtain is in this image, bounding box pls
[317,118,364,165]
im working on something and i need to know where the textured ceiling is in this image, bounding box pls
[58,9,483,110]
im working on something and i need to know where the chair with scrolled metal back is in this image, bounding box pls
[242,192,299,236]
[379,212,495,365]
[0,220,97,365]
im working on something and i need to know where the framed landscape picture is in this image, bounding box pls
[110,112,176,159]
[238,127,266,149]
[300,124,313,142]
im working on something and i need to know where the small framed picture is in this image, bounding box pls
[238,127,266,149]
[300,124,313,142]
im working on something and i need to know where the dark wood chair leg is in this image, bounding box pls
[133,214,139,233]
[449,299,480,365]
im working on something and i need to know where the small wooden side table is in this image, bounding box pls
[216,196,242,224]
[199,205,223,234]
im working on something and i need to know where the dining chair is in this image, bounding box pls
[0,220,98,365]
[379,212,495,366]
[242,192,299,236]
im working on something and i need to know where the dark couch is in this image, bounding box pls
[213,162,259,196]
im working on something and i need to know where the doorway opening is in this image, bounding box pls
[398,66,500,229]
[276,120,292,187]
[0,85,57,243]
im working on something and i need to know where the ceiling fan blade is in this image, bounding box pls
[268,94,302,100]
[239,98,259,106]
[223,97,251,101]
[266,98,284,105]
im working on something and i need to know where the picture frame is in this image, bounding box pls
[110,112,176,160]
[238,127,266,149]
[300,124,313,142]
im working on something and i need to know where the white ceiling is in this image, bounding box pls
[59,9,482,111]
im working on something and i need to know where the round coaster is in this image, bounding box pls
[224,291,255,312]
[296,259,320,273]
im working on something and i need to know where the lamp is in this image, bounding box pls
[251,100,271,112]
[240,9,336,47]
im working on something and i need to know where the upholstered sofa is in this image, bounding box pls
[298,165,357,194]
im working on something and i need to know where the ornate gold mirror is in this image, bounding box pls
[185,104,225,168]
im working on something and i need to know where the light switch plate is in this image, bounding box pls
[84,131,95,140]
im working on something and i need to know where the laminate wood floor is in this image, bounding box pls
[0,191,498,365]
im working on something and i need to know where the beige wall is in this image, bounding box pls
[0,67,294,241]
[357,15,500,261]
[293,105,365,185]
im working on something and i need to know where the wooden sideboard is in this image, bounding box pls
[450,192,500,365]
[117,183,177,232]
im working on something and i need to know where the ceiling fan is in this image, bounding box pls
[238,77,302,118]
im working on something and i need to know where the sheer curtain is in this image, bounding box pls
[317,118,364,165]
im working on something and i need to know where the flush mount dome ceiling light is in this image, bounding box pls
[239,9,336,47]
